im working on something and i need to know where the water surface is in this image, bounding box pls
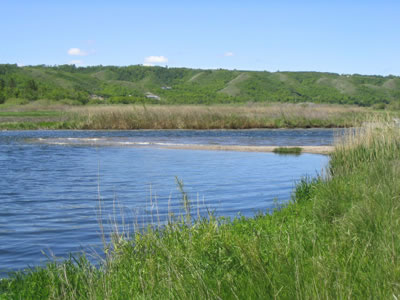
[0,129,333,276]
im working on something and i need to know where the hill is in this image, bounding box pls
[0,64,399,106]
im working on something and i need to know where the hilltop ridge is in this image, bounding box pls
[0,64,399,106]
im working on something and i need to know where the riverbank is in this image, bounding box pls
[1,120,399,298]
[0,103,373,130]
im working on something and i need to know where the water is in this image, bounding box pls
[0,129,334,276]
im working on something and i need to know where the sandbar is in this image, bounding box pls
[163,144,334,154]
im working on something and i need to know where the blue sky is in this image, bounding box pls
[1,1,399,75]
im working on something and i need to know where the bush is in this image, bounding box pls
[4,98,29,105]
[372,103,386,110]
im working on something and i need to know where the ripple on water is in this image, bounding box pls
[0,130,332,276]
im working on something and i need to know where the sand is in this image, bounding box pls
[163,144,334,154]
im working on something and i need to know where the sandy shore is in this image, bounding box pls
[163,144,334,154]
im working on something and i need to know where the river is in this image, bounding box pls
[0,129,336,276]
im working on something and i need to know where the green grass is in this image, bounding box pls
[0,111,62,117]
[1,120,400,299]
[273,146,302,154]
[0,121,78,130]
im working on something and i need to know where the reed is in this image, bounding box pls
[0,103,373,130]
[71,103,367,129]
[2,117,400,299]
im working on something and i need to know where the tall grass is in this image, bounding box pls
[2,118,400,299]
[0,103,371,129]
[72,103,367,129]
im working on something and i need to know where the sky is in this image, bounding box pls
[1,0,399,75]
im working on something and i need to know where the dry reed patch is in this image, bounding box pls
[67,104,365,129]
[71,103,366,121]
[0,102,372,129]
[334,117,397,150]
[68,103,364,117]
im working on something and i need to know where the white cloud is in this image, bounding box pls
[68,48,88,56]
[224,52,234,57]
[144,55,168,64]
[69,60,83,65]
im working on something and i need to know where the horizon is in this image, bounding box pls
[5,63,398,77]
[1,1,399,76]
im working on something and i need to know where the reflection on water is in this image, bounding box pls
[0,129,332,276]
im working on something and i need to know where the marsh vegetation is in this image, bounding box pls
[0,102,374,130]
[273,146,303,154]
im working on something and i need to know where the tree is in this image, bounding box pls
[0,91,5,103]
[9,78,16,89]
[26,79,38,91]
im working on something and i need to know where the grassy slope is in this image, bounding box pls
[1,122,400,299]
[218,73,251,96]
[1,64,400,106]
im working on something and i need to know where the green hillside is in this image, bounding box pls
[1,64,399,106]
